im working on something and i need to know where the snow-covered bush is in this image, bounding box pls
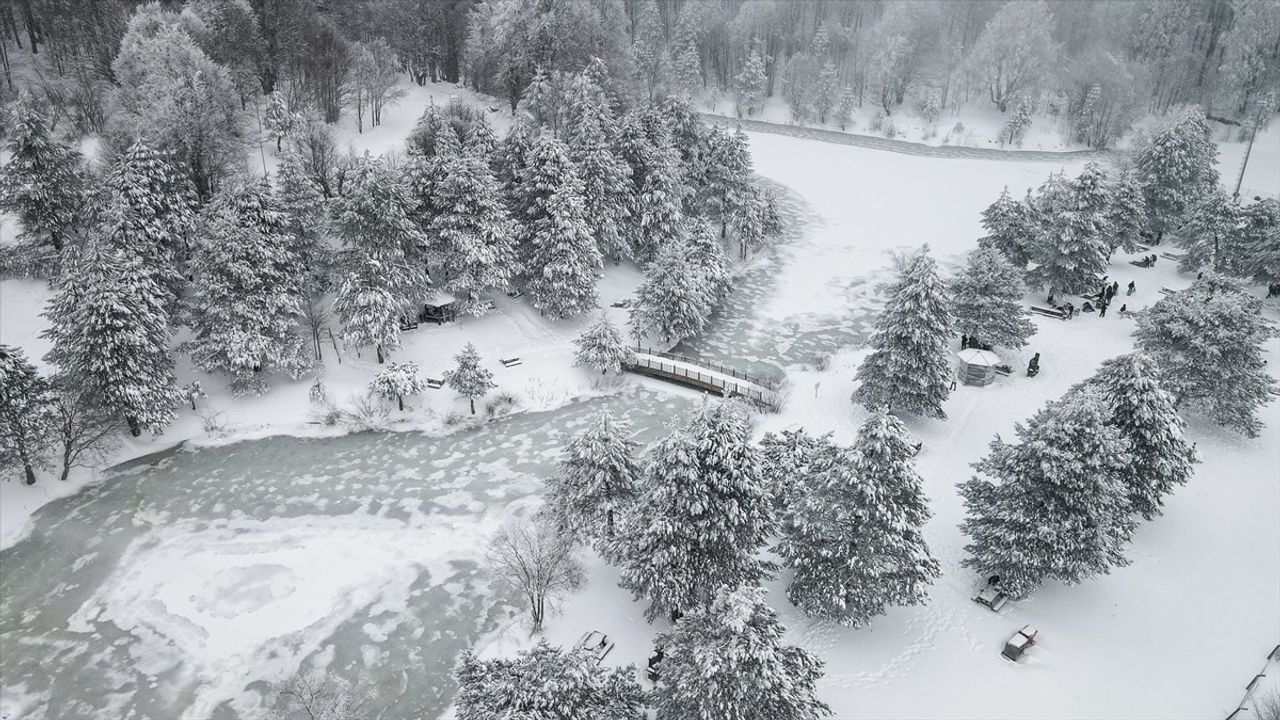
[485,392,518,418]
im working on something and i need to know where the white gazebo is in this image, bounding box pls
[956,348,1001,387]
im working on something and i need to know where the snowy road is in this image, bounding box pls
[703,113,1111,162]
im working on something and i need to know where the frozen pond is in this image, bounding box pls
[0,390,696,719]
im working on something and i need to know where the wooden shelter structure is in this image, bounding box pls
[956,348,1001,387]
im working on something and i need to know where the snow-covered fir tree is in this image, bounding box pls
[263,90,299,152]
[274,149,332,294]
[660,96,711,198]
[614,401,774,620]
[454,641,644,720]
[703,125,755,244]
[519,67,560,131]
[616,113,686,262]
[331,159,430,363]
[1174,189,1246,276]
[1106,169,1149,253]
[852,246,953,418]
[445,343,496,415]
[422,148,517,313]
[0,345,55,485]
[1081,352,1199,520]
[735,49,768,116]
[406,105,461,160]
[651,585,830,720]
[543,409,640,547]
[0,103,85,254]
[1242,198,1280,284]
[959,389,1135,598]
[759,427,833,514]
[778,410,938,626]
[628,238,714,344]
[632,0,667,99]
[513,133,602,318]
[1134,107,1220,240]
[369,361,426,411]
[186,178,311,395]
[670,36,703,100]
[1027,172,1110,298]
[99,140,198,305]
[496,121,536,206]
[573,313,634,375]
[978,186,1034,268]
[1134,273,1276,436]
[42,244,181,437]
[564,69,632,260]
[686,218,732,304]
[951,246,1037,349]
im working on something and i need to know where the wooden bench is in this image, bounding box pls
[426,377,444,389]
[1160,251,1184,261]
[1030,305,1066,319]
[500,356,522,368]
[506,289,524,299]
[1159,287,1176,296]
[994,365,1012,377]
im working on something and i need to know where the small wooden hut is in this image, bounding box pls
[420,292,459,324]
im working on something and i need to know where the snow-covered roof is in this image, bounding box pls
[957,348,1001,366]
[423,291,458,307]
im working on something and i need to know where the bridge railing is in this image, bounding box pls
[627,354,781,411]
[633,346,779,390]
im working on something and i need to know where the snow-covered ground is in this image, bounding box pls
[2,76,1278,718]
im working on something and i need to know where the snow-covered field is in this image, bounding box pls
[2,78,1278,718]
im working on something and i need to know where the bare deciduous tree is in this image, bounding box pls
[486,514,584,634]
[270,669,372,720]
[301,297,331,363]
[51,386,120,482]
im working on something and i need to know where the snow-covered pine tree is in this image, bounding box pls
[1174,189,1246,275]
[660,96,711,198]
[0,345,55,485]
[516,133,602,318]
[628,238,713,344]
[573,313,634,375]
[564,69,632,260]
[951,246,1037,349]
[778,410,938,626]
[424,148,517,313]
[1134,107,1220,240]
[959,389,1135,598]
[454,641,645,720]
[1242,198,1280,285]
[670,36,703,101]
[519,67,560,131]
[1134,273,1276,436]
[496,121,536,208]
[369,361,426,411]
[651,585,829,720]
[445,343,496,415]
[186,178,311,395]
[263,90,299,152]
[616,112,686,262]
[735,49,768,116]
[686,218,732,304]
[704,125,756,248]
[1026,172,1110,298]
[1081,352,1199,520]
[1072,162,1114,238]
[852,246,953,418]
[406,105,460,159]
[1106,169,1149,253]
[274,149,332,294]
[978,186,1034,268]
[99,140,197,306]
[0,103,85,254]
[632,0,667,99]
[759,427,833,514]
[543,408,640,547]
[614,401,774,620]
[42,244,181,436]
[331,159,430,363]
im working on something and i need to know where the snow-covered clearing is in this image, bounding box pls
[1,77,1278,718]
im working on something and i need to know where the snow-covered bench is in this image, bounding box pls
[426,377,444,389]
[500,356,522,368]
[575,631,615,665]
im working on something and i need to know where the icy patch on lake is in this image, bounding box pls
[67,513,496,719]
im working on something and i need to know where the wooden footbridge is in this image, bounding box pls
[623,347,783,411]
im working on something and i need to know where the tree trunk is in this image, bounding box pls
[126,415,141,437]
[469,397,476,415]
[23,462,36,485]
[60,444,71,481]
[376,344,385,364]
[397,395,404,411]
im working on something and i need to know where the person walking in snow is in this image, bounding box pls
[1111,280,1119,296]
[1127,281,1135,296]
[1099,298,1109,317]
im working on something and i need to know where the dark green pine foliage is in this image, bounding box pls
[1106,169,1148,253]
[186,178,311,395]
[950,245,1036,349]
[759,427,834,514]
[1242,198,1280,285]
[1134,273,1276,437]
[779,410,938,626]
[852,246,953,418]
[564,68,632,260]
[454,641,644,720]
[614,401,774,621]
[959,389,1135,598]
[1134,107,1219,239]
[1175,189,1245,275]
[1027,172,1110,297]
[1083,352,1199,520]
[42,243,181,436]
[616,112,685,262]
[651,585,830,720]
[0,104,85,254]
